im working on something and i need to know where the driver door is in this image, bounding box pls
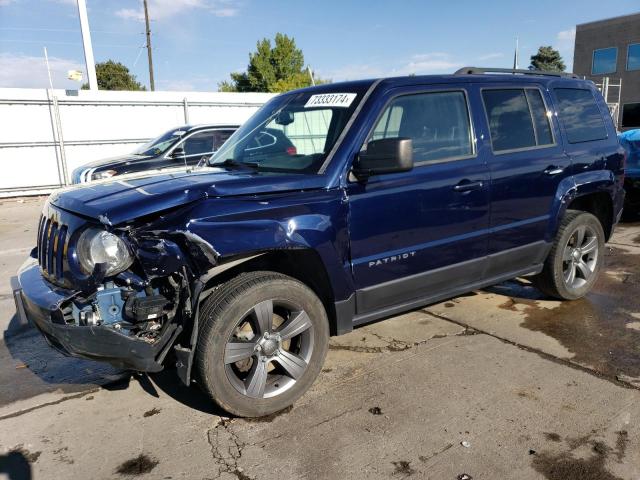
[347,85,490,316]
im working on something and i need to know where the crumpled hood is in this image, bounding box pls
[49,167,327,226]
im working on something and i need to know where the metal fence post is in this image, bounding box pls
[183,97,190,124]
[45,89,64,188]
[52,95,70,185]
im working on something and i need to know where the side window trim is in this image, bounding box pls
[480,86,557,156]
[360,87,478,167]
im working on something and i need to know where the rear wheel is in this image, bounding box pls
[195,272,329,417]
[532,210,604,300]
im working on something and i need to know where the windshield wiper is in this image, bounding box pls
[216,159,260,171]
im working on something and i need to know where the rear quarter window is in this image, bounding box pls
[553,88,608,144]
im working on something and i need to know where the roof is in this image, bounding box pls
[184,124,240,131]
[576,12,640,30]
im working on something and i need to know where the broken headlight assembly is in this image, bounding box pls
[77,228,133,277]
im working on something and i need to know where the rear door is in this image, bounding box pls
[480,84,571,277]
[347,84,490,315]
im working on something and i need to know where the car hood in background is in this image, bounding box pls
[49,168,328,225]
[73,154,152,171]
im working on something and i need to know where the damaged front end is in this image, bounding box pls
[16,202,218,376]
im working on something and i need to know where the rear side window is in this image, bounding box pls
[554,88,607,143]
[368,91,473,164]
[482,88,554,152]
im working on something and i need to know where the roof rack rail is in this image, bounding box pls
[454,67,578,79]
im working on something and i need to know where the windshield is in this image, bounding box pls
[209,89,366,174]
[134,128,188,156]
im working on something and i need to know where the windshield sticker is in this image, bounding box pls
[304,93,357,109]
[172,130,186,136]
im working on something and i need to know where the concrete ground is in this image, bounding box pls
[1,196,640,479]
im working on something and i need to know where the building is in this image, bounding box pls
[573,12,640,130]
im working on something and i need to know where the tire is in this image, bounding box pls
[195,271,329,417]
[532,210,605,300]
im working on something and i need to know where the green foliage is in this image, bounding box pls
[218,33,327,93]
[82,60,146,91]
[529,46,566,72]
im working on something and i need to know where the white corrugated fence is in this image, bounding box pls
[0,88,275,197]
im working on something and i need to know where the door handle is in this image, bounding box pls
[453,180,484,192]
[543,166,564,175]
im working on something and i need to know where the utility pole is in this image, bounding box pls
[76,0,98,90]
[143,0,155,91]
[513,36,519,70]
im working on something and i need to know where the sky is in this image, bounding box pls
[0,0,638,91]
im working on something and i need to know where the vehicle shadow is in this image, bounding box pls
[1,313,127,406]
[147,369,230,416]
[0,450,32,480]
[3,311,229,415]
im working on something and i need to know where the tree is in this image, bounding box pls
[82,60,146,91]
[218,33,326,93]
[529,46,566,72]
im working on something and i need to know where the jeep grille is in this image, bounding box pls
[37,214,68,281]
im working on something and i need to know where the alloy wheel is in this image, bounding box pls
[562,224,598,289]
[223,299,314,399]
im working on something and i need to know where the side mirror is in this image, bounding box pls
[171,147,185,159]
[353,138,413,180]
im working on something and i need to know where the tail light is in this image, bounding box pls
[286,146,297,156]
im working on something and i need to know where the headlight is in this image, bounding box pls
[77,228,133,276]
[92,170,117,181]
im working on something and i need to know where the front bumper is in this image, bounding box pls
[14,259,167,372]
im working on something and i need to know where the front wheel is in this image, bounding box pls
[195,272,329,417]
[532,210,605,300]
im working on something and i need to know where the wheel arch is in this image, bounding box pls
[551,172,617,242]
[199,249,342,335]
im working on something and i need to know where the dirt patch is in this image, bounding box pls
[498,297,539,312]
[391,460,415,476]
[615,431,628,462]
[115,454,159,476]
[544,432,562,442]
[531,431,627,480]
[511,247,640,381]
[143,407,161,418]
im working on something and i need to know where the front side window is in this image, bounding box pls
[367,91,473,164]
[210,89,366,174]
[628,44,640,71]
[592,47,618,75]
[181,131,215,156]
[212,129,236,151]
[134,128,186,156]
[554,88,607,143]
[482,88,555,152]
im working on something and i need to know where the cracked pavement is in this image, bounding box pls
[1,197,640,479]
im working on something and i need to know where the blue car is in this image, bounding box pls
[14,68,625,417]
[619,129,640,215]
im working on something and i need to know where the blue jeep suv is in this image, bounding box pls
[14,68,625,417]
